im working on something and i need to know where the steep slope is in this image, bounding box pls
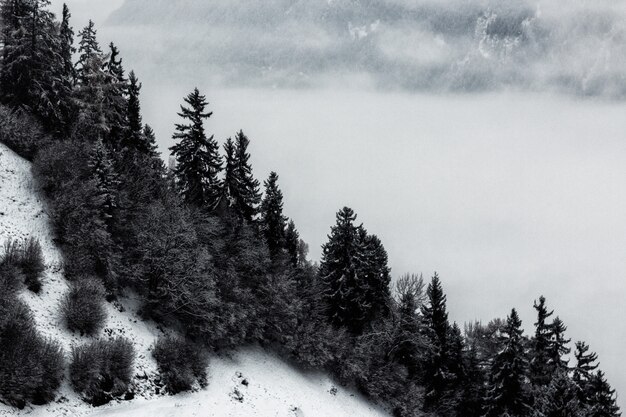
[0,142,388,417]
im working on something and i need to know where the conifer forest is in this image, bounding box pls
[0,1,622,416]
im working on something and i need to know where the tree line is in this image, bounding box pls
[0,1,621,416]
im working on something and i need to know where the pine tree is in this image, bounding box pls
[319,207,389,334]
[88,139,119,229]
[548,316,571,371]
[573,341,600,406]
[392,273,426,379]
[358,231,391,320]
[458,342,486,417]
[169,88,222,208]
[75,20,101,84]
[573,341,599,387]
[123,70,144,151]
[530,295,554,385]
[59,3,75,83]
[485,308,530,417]
[587,371,621,417]
[73,20,111,140]
[284,220,300,267]
[102,42,128,148]
[260,171,287,259]
[319,207,361,331]
[0,0,71,133]
[232,130,261,221]
[421,273,452,410]
[142,124,159,158]
[533,370,584,417]
[221,137,236,205]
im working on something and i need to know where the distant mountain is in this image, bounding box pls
[107,0,626,97]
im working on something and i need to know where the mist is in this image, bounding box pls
[49,0,626,409]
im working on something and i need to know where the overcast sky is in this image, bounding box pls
[51,0,626,408]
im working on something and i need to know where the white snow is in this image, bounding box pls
[0,142,389,417]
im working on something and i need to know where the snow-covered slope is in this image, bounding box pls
[0,142,388,417]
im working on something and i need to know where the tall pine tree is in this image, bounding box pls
[169,88,222,208]
[587,371,621,417]
[319,207,390,334]
[260,171,287,260]
[530,295,554,385]
[485,308,530,417]
[233,130,261,221]
[284,220,300,267]
[421,273,452,411]
[0,0,71,133]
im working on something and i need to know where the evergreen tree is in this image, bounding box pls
[0,0,71,133]
[587,371,621,417]
[319,207,390,334]
[421,273,452,410]
[573,341,600,406]
[358,230,391,320]
[221,137,236,206]
[548,316,571,371]
[260,171,287,259]
[533,370,584,417]
[284,220,300,267]
[123,71,144,151]
[530,295,554,385]
[232,130,261,221]
[392,273,426,379]
[88,139,119,229]
[103,42,128,148]
[59,3,75,83]
[573,341,599,387]
[75,20,101,84]
[73,20,111,140]
[169,88,222,208]
[142,124,159,158]
[458,342,486,417]
[485,308,530,417]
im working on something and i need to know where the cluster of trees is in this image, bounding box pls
[0,1,621,416]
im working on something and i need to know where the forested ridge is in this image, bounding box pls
[0,1,621,416]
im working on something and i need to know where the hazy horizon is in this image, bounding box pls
[50,0,626,409]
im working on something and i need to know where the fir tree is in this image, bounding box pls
[319,207,389,334]
[573,341,599,386]
[221,137,237,206]
[548,316,571,371]
[123,71,143,151]
[392,273,426,379]
[284,220,300,267]
[59,3,75,83]
[73,20,111,140]
[533,370,584,417]
[485,308,530,417]
[142,124,159,158]
[88,139,119,229]
[169,88,222,208]
[587,371,621,417]
[421,273,452,410]
[232,130,261,221]
[458,342,486,417]
[103,42,128,148]
[358,231,391,320]
[75,20,101,84]
[260,171,287,259]
[530,295,554,385]
[0,0,71,133]
[573,341,600,406]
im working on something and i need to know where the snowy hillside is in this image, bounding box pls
[0,142,388,417]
